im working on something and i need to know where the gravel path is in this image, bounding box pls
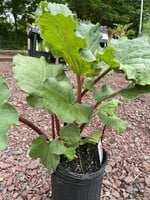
[0,61,150,200]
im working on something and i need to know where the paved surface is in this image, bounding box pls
[0,50,28,62]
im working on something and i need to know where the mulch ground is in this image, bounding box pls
[0,61,150,200]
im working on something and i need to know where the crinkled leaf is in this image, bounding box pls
[85,131,101,143]
[29,136,60,174]
[0,75,18,151]
[80,131,101,145]
[94,85,116,102]
[77,22,101,61]
[109,37,150,85]
[60,124,80,147]
[96,46,120,69]
[120,64,150,85]
[97,99,128,133]
[85,82,116,102]
[36,1,74,17]
[13,55,93,123]
[119,84,150,99]
[64,147,77,161]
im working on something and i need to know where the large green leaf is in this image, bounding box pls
[13,55,66,93]
[36,4,93,76]
[41,78,93,123]
[36,3,128,77]
[109,37,150,85]
[119,84,150,99]
[0,75,18,151]
[29,136,60,174]
[13,55,93,123]
[97,99,128,133]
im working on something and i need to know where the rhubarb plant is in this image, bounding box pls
[0,2,150,174]
[0,76,18,151]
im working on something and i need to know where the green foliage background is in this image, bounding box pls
[0,0,150,49]
[0,21,27,49]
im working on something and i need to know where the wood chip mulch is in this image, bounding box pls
[0,62,149,200]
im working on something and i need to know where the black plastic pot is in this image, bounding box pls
[51,149,107,200]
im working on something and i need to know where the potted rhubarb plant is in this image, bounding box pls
[0,2,150,200]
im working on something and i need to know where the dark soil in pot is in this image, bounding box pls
[60,143,103,174]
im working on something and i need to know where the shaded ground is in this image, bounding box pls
[0,61,150,200]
